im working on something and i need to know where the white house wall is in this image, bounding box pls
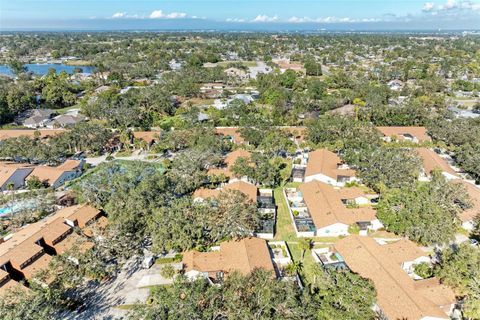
[316,223,349,237]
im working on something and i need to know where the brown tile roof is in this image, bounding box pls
[8,242,44,270]
[82,216,108,238]
[21,254,52,279]
[453,180,480,222]
[0,162,33,188]
[335,236,454,320]
[54,233,94,255]
[416,148,458,177]
[0,204,100,274]
[282,127,306,143]
[27,167,65,186]
[225,149,251,167]
[299,181,376,228]
[377,126,431,143]
[132,131,161,143]
[0,279,29,297]
[56,159,82,171]
[193,188,222,199]
[193,181,257,202]
[61,204,101,228]
[183,237,275,277]
[0,268,9,282]
[224,181,258,202]
[0,129,66,140]
[305,149,356,179]
[414,278,457,310]
[41,218,72,246]
[26,159,81,186]
[380,238,427,264]
[215,127,306,145]
[275,60,305,71]
[207,149,252,178]
[215,127,245,144]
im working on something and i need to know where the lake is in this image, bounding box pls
[0,63,95,77]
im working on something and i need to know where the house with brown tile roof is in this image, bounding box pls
[0,204,103,292]
[182,237,275,282]
[26,159,83,189]
[452,180,480,230]
[304,149,356,186]
[334,236,455,320]
[215,127,245,144]
[193,182,276,239]
[82,215,109,238]
[416,148,459,180]
[0,129,65,141]
[377,126,431,143]
[193,181,258,203]
[132,131,161,148]
[215,126,306,146]
[0,276,29,297]
[297,181,382,237]
[60,204,102,228]
[0,162,34,191]
[207,149,252,182]
[272,59,306,75]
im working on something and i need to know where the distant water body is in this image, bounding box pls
[0,63,94,77]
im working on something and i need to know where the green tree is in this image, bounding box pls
[377,171,471,245]
[434,244,480,319]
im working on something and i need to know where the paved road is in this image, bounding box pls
[66,257,177,319]
[85,151,163,166]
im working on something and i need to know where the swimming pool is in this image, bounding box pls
[0,200,36,217]
[0,206,14,217]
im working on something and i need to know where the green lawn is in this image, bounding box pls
[286,242,318,285]
[217,60,258,67]
[274,187,296,242]
[274,185,341,285]
[54,105,81,114]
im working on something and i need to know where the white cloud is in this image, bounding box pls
[422,2,435,11]
[166,12,187,19]
[149,10,187,19]
[226,18,246,22]
[112,12,127,19]
[288,16,379,23]
[433,0,480,11]
[252,14,278,22]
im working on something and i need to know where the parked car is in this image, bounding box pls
[142,256,155,269]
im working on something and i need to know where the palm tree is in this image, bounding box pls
[284,261,303,276]
[298,238,313,261]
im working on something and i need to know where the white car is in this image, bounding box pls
[142,256,155,269]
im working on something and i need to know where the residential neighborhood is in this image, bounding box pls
[0,19,479,320]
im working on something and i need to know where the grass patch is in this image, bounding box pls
[155,254,183,265]
[63,59,93,66]
[274,187,296,241]
[217,60,258,67]
[284,182,301,188]
[54,105,81,115]
[115,150,133,157]
[115,304,139,310]
[287,242,318,285]
[457,227,471,236]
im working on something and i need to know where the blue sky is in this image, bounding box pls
[1,0,480,30]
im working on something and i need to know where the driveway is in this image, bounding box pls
[67,257,177,319]
[85,151,163,166]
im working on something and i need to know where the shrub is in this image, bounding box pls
[160,265,176,279]
[414,262,433,279]
[156,254,183,264]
